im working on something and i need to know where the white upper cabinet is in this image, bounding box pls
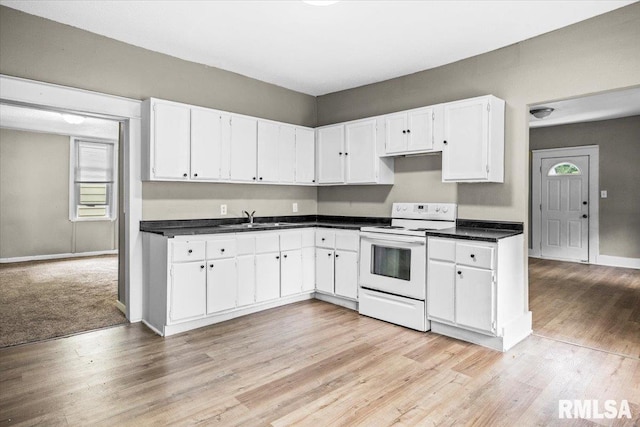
[345,119,377,183]
[383,105,443,156]
[151,101,191,180]
[257,121,280,183]
[229,115,258,182]
[278,125,296,183]
[317,119,393,185]
[295,128,315,184]
[191,108,224,181]
[317,124,345,184]
[442,95,505,183]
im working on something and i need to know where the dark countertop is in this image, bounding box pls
[140,215,391,237]
[140,216,523,242]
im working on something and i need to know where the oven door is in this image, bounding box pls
[359,231,426,300]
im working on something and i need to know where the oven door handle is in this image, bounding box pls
[360,232,426,246]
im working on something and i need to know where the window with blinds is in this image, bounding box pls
[70,138,117,220]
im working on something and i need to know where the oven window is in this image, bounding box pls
[371,245,411,281]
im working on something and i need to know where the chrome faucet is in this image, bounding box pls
[243,210,256,224]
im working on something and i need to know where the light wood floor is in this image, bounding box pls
[1,299,639,426]
[529,257,640,359]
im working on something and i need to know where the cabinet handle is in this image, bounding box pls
[328,253,332,257]
[470,254,475,259]
[221,248,225,253]
[457,271,462,275]
[259,177,263,181]
[443,140,448,145]
[335,254,339,258]
[183,173,188,177]
[312,179,316,183]
[188,249,193,254]
[200,265,205,269]
[338,152,343,156]
[344,152,348,156]
[193,173,198,177]
[407,129,411,133]
[252,177,256,181]
[209,264,214,268]
[276,256,280,259]
[283,254,287,258]
[582,214,588,218]
[321,238,325,241]
[402,130,406,134]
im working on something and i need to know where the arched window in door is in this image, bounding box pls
[548,162,582,176]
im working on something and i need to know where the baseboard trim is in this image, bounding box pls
[596,255,640,269]
[0,250,118,264]
[115,300,127,316]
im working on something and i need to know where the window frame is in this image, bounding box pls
[69,136,118,222]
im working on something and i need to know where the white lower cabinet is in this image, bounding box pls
[237,254,256,307]
[206,258,237,314]
[170,261,207,322]
[315,229,359,300]
[427,235,531,352]
[255,252,281,302]
[280,249,302,297]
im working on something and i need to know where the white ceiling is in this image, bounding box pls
[0,104,120,140]
[1,0,635,96]
[529,87,640,128]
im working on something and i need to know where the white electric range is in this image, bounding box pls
[359,202,457,331]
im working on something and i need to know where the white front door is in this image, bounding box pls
[540,155,589,262]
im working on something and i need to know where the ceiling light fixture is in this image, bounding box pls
[303,1,340,6]
[529,107,554,119]
[61,113,85,124]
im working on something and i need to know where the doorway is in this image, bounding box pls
[531,147,598,263]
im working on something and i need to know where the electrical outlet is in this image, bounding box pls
[220,204,227,215]
[292,202,298,213]
[601,190,607,198]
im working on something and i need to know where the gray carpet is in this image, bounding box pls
[0,255,127,348]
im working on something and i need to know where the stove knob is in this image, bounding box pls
[396,206,401,212]
[402,206,408,211]
[442,207,449,213]
[435,206,440,212]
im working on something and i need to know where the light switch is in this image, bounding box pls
[600,190,607,198]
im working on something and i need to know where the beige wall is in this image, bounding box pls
[530,116,640,258]
[0,6,318,221]
[316,4,640,230]
[0,129,117,258]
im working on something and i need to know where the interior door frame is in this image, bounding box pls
[531,145,599,264]
[0,74,144,322]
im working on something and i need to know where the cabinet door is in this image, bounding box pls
[190,108,221,180]
[301,247,315,292]
[278,125,296,183]
[257,121,279,183]
[334,250,358,300]
[237,255,256,306]
[427,259,455,323]
[295,128,315,184]
[455,266,495,334]
[315,248,335,294]
[317,125,345,184]
[230,116,257,181]
[220,114,232,179]
[170,262,206,322]
[442,98,489,181]
[280,249,302,296]
[345,119,377,184]
[153,102,190,180]
[255,252,281,302]
[384,112,407,154]
[206,258,237,314]
[407,107,434,152]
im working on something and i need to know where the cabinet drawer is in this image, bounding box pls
[172,240,205,262]
[335,231,359,251]
[455,243,495,269]
[255,233,280,253]
[206,238,237,259]
[280,231,302,251]
[428,238,455,262]
[315,229,335,248]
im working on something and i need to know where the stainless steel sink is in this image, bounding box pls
[217,222,292,229]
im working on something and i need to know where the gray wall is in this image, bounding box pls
[0,129,117,258]
[315,3,640,231]
[0,5,318,221]
[530,116,640,258]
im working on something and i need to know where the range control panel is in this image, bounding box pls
[391,203,457,221]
